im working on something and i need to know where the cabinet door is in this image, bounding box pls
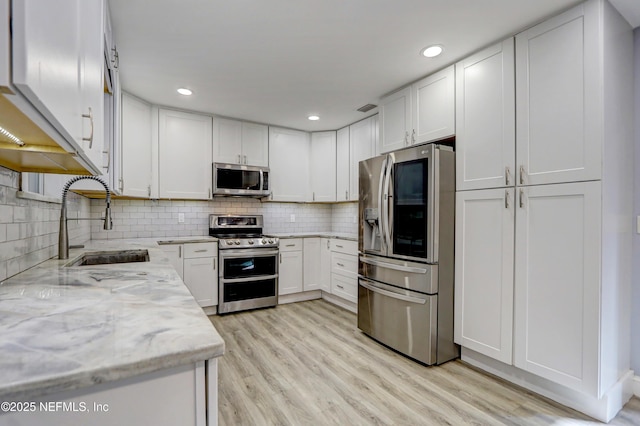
[310,131,336,202]
[78,0,104,170]
[161,244,184,280]
[158,109,212,200]
[11,0,82,152]
[212,117,242,165]
[378,86,411,154]
[183,257,217,307]
[278,250,303,295]
[456,39,515,191]
[121,93,153,198]
[349,116,375,201]
[513,181,600,394]
[268,127,310,202]
[412,65,455,145]
[454,188,515,364]
[241,122,269,167]
[336,127,350,201]
[515,3,600,185]
[303,238,321,291]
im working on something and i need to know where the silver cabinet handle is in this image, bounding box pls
[336,244,344,248]
[519,165,525,185]
[336,262,345,267]
[279,253,282,263]
[243,155,247,164]
[237,154,241,164]
[519,188,524,208]
[337,284,345,290]
[119,178,124,192]
[213,261,216,270]
[194,249,207,253]
[505,190,509,209]
[404,131,409,146]
[103,149,110,171]
[82,107,94,148]
[313,192,315,201]
[147,185,151,197]
[359,279,426,304]
[411,128,416,143]
[112,47,119,68]
[345,190,348,200]
[178,246,182,258]
[505,166,511,186]
[360,256,427,274]
[285,243,295,247]
[208,188,211,199]
[327,240,330,249]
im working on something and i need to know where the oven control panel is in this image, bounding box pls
[218,237,278,249]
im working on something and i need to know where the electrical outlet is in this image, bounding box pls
[178,213,185,223]
[290,214,295,223]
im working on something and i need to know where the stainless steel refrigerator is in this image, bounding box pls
[358,142,459,365]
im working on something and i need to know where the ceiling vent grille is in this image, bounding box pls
[357,104,377,113]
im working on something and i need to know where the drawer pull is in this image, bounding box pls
[336,262,345,267]
[337,285,344,290]
[194,249,208,253]
[285,244,296,247]
[336,244,344,248]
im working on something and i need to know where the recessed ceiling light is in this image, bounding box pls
[420,45,444,58]
[308,115,320,121]
[177,88,193,96]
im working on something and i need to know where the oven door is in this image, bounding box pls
[218,248,278,314]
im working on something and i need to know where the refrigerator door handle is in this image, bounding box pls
[360,256,428,274]
[378,156,389,251]
[383,155,394,251]
[359,278,427,304]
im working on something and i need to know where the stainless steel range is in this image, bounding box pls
[209,215,279,314]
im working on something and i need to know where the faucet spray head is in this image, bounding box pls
[104,205,113,230]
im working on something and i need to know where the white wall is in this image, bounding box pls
[631,28,640,374]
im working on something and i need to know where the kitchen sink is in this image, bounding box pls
[65,249,150,267]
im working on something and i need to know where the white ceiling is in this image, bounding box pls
[109,0,637,132]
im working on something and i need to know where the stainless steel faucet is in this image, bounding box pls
[58,176,113,260]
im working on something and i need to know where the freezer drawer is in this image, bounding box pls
[358,277,437,365]
[359,253,438,294]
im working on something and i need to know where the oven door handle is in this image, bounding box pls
[360,256,427,274]
[219,249,280,257]
[221,274,279,284]
[359,278,426,304]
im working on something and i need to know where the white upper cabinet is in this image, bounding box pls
[349,116,376,201]
[78,0,105,170]
[241,122,269,166]
[336,126,350,202]
[455,188,515,364]
[456,39,515,191]
[309,131,336,202]
[411,66,455,145]
[212,118,268,167]
[513,181,601,394]
[379,65,455,154]
[378,86,411,153]
[268,127,310,202]
[120,93,153,198]
[158,109,212,200]
[516,4,600,186]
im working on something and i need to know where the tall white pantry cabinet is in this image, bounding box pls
[453,0,634,422]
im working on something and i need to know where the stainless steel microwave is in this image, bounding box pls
[212,162,270,197]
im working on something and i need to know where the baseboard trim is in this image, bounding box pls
[320,292,357,313]
[278,290,322,305]
[461,348,633,422]
[633,375,640,398]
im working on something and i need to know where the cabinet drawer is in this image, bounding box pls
[331,273,357,303]
[331,252,357,276]
[330,239,357,255]
[279,238,303,252]
[184,242,218,259]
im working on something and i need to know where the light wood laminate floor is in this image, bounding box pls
[210,299,640,425]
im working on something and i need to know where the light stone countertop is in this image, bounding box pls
[0,239,224,400]
[265,232,357,241]
[156,235,218,244]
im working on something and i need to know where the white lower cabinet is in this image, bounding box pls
[513,181,600,394]
[319,238,332,292]
[303,238,321,291]
[329,239,358,304]
[159,242,218,308]
[454,188,515,364]
[278,239,303,295]
[456,181,604,395]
